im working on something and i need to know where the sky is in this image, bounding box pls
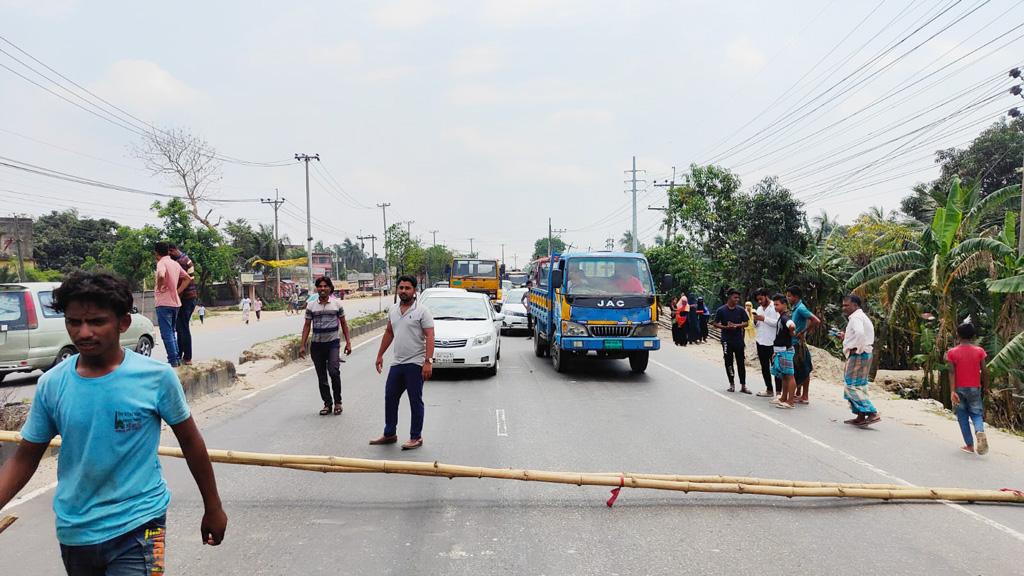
[1,0,1022,267]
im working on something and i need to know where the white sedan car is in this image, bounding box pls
[419,290,502,376]
[498,287,529,334]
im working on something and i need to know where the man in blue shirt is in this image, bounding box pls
[787,285,821,405]
[0,271,227,574]
[713,288,751,393]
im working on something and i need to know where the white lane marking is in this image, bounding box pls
[239,333,384,401]
[496,409,508,437]
[652,359,1024,545]
[1,481,57,512]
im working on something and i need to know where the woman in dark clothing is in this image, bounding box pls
[672,296,689,346]
[686,293,701,344]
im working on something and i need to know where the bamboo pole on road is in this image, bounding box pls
[1,432,1021,505]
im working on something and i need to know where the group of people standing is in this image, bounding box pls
[153,241,199,367]
[670,295,709,346]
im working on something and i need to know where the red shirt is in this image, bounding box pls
[946,344,987,388]
[615,276,644,294]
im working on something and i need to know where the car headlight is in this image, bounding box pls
[632,323,660,337]
[561,321,589,337]
[473,333,493,346]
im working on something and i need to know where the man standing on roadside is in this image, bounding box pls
[0,271,226,573]
[240,296,251,325]
[839,294,880,426]
[713,288,751,393]
[753,288,782,397]
[787,285,821,405]
[371,275,435,451]
[154,241,190,367]
[299,277,352,416]
[168,244,198,366]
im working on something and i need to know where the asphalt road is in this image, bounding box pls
[0,295,387,402]
[3,333,1024,574]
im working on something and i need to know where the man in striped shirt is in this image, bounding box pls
[300,277,352,416]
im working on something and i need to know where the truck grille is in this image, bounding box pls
[587,325,633,337]
[434,339,468,348]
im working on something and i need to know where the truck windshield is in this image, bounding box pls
[565,257,654,296]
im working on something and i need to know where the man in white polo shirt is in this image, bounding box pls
[371,275,435,450]
[752,288,782,397]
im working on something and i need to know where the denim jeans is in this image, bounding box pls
[155,306,179,366]
[955,387,985,446]
[60,515,166,576]
[175,298,197,362]
[384,363,424,439]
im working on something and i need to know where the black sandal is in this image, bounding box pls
[333,403,343,415]
[319,404,331,416]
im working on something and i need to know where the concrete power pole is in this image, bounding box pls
[377,202,391,291]
[295,153,320,290]
[261,189,285,299]
[652,166,677,243]
[623,156,646,252]
[1007,68,1023,255]
[469,237,475,256]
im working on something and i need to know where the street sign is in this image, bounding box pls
[241,273,255,283]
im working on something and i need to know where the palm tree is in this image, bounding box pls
[847,177,1019,402]
[985,206,1024,381]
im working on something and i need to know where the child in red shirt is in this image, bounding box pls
[945,323,989,455]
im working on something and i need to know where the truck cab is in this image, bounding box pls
[449,258,502,302]
[526,252,663,373]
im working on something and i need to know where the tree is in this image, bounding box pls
[132,127,223,231]
[32,210,120,273]
[619,230,645,252]
[731,177,807,292]
[153,198,235,298]
[532,237,566,260]
[671,164,743,260]
[100,225,162,290]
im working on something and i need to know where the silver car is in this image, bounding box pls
[0,282,157,382]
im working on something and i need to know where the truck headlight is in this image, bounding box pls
[561,321,589,337]
[473,333,493,346]
[632,323,660,337]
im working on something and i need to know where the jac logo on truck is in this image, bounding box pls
[597,299,625,308]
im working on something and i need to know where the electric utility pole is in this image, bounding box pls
[261,189,285,298]
[1008,68,1024,255]
[469,237,475,256]
[624,156,646,252]
[295,153,320,290]
[358,234,378,309]
[652,166,677,243]
[429,230,439,247]
[377,202,391,291]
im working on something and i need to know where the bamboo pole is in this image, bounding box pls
[0,515,16,535]
[1,432,1021,505]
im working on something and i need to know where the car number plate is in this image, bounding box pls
[604,340,623,349]
[435,352,455,364]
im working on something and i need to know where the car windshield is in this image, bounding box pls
[504,288,528,303]
[565,257,654,296]
[507,274,528,285]
[421,296,492,320]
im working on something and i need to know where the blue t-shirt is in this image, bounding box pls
[21,349,191,546]
[791,300,813,343]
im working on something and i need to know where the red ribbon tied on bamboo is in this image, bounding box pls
[606,475,625,507]
[1000,488,1024,498]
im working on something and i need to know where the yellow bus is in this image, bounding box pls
[449,258,501,301]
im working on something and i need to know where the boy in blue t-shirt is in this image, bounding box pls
[0,271,227,574]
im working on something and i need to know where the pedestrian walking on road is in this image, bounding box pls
[153,241,190,367]
[696,296,709,342]
[787,285,821,405]
[672,295,688,346]
[947,322,990,455]
[713,288,751,393]
[168,244,198,365]
[299,277,352,416]
[753,288,782,397]
[240,296,251,325]
[0,271,227,573]
[371,275,435,451]
[197,304,206,325]
[839,294,879,426]
[254,296,263,321]
[768,293,798,408]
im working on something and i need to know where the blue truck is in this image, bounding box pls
[526,252,669,374]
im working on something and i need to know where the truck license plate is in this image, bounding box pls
[604,340,623,350]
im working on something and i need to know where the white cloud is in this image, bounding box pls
[480,0,584,26]
[548,107,614,126]
[447,77,585,107]
[725,37,766,73]
[307,41,363,68]
[89,60,199,118]
[371,0,440,30]
[365,65,419,83]
[450,46,501,76]
[0,0,76,17]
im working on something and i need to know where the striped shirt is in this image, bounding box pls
[305,299,345,343]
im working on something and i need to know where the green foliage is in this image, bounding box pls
[532,237,566,260]
[100,224,162,290]
[32,210,121,273]
[153,199,235,298]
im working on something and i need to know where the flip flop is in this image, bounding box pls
[774,402,794,409]
[960,446,975,454]
[318,404,332,416]
[856,415,881,427]
[756,391,774,397]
